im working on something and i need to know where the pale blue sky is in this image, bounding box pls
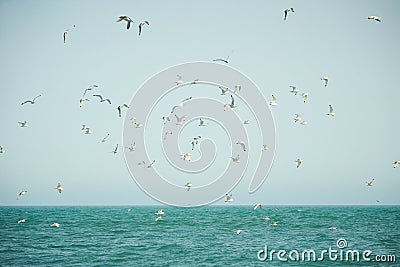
[0,0,399,205]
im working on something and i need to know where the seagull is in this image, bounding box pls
[367,178,374,186]
[328,227,338,230]
[146,160,156,168]
[82,85,98,97]
[185,182,192,191]
[17,191,27,200]
[170,97,192,113]
[284,7,294,20]
[55,183,63,193]
[138,21,150,36]
[111,144,118,154]
[191,136,201,150]
[270,95,278,106]
[294,114,302,123]
[270,221,278,226]
[198,118,207,127]
[234,85,241,94]
[300,120,308,125]
[81,125,86,130]
[155,216,163,221]
[393,161,400,168]
[117,16,134,30]
[295,158,303,168]
[162,116,170,124]
[134,122,144,128]
[225,194,234,202]
[236,141,246,152]
[50,222,60,227]
[368,16,381,22]
[21,95,42,105]
[263,216,270,220]
[164,131,173,140]
[0,145,4,154]
[117,104,129,117]
[18,218,27,224]
[190,79,199,85]
[175,75,183,85]
[213,56,229,64]
[100,133,110,143]
[235,229,243,235]
[155,209,164,215]
[93,94,111,104]
[243,120,250,125]
[231,155,240,163]
[321,76,329,87]
[289,86,299,95]
[79,98,90,107]
[126,142,136,152]
[84,127,91,134]
[253,203,262,210]
[175,114,188,125]
[18,121,28,127]
[301,92,308,103]
[180,152,191,161]
[63,24,75,43]
[326,105,335,116]
[224,95,237,110]
[219,86,229,95]
[262,145,269,151]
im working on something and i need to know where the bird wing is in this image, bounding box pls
[21,100,33,105]
[272,95,276,101]
[105,99,112,104]
[127,20,131,30]
[284,10,288,20]
[33,95,42,101]
[231,95,235,105]
[122,104,129,108]
[138,24,142,36]
[93,94,104,101]
[329,105,333,113]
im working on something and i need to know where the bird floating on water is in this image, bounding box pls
[111,144,118,154]
[164,131,173,140]
[234,85,241,94]
[368,16,381,22]
[243,120,250,125]
[117,16,134,30]
[18,218,27,224]
[138,21,150,36]
[198,118,207,127]
[50,222,60,227]
[219,86,229,95]
[55,183,63,194]
[155,209,165,215]
[100,133,110,143]
[284,8,294,20]
[21,95,41,105]
[79,98,90,107]
[175,114,188,125]
[175,75,183,85]
[180,152,191,161]
[301,92,308,103]
[253,203,262,210]
[162,116,170,124]
[126,142,136,152]
[294,114,302,123]
[262,145,269,151]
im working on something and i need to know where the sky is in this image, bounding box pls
[0,0,399,206]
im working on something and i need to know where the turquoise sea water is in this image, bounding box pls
[0,206,399,266]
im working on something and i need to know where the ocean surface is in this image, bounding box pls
[0,206,399,266]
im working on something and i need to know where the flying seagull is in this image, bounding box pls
[93,94,111,104]
[111,144,118,154]
[117,104,129,117]
[270,95,278,106]
[0,145,4,154]
[224,95,237,110]
[18,121,28,127]
[138,21,150,36]
[79,98,90,107]
[82,85,98,97]
[262,145,269,151]
[170,97,192,113]
[301,92,308,103]
[175,114,188,125]
[231,154,240,163]
[55,183,63,194]
[289,86,299,95]
[117,16,134,30]
[300,120,308,125]
[21,95,42,105]
[236,141,246,152]
[175,75,184,85]
[225,194,234,202]
[83,127,91,134]
[185,182,192,191]
[367,178,374,186]
[294,114,302,123]
[368,16,381,22]
[63,24,75,43]
[219,86,229,95]
[253,203,262,210]
[393,161,400,168]
[326,105,335,116]
[126,142,136,152]
[213,56,229,64]
[198,118,207,127]
[321,76,329,87]
[100,133,110,143]
[295,158,303,168]
[17,191,27,200]
[284,7,294,20]
[18,218,27,224]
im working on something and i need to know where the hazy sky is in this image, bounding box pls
[0,0,399,206]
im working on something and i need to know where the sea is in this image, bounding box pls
[0,206,399,266]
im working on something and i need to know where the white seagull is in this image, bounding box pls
[50,222,60,227]
[180,152,191,161]
[175,114,188,125]
[198,118,207,127]
[117,104,129,117]
[367,178,375,186]
[117,15,134,30]
[163,131,173,140]
[234,85,241,94]
[224,95,237,110]
[155,209,165,215]
[100,133,110,143]
[321,76,329,87]
[300,120,308,126]
[284,7,294,20]
[294,114,302,123]
[175,75,184,85]
[126,142,136,152]
[93,94,111,104]
[231,154,240,163]
[219,86,229,95]
[138,20,150,36]
[262,145,269,151]
[170,97,192,113]
[0,145,4,154]
[235,229,243,235]
[301,92,308,103]
[21,95,42,105]
[326,105,335,116]
[134,122,144,128]
[185,182,192,191]
[111,144,118,154]
[18,218,27,224]
[18,121,28,127]
[236,141,246,152]
[155,216,162,221]
[393,161,400,168]
[162,116,170,124]
[17,191,27,200]
[295,158,303,168]
[55,183,63,194]
[270,95,278,106]
[225,194,234,202]
[270,221,278,226]
[368,16,381,22]
[79,98,90,107]
[289,86,299,95]
[253,203,262,210]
